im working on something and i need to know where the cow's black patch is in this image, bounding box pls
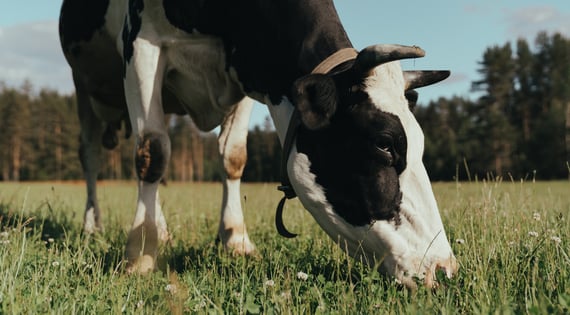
[59,0,110,54]
[122,0,144,77]
[296,88,407,226]
[162,1,352,105]
[135,133,167,183]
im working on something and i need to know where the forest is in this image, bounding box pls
[0,32,569,182]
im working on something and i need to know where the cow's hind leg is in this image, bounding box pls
[74,72,104,234]
[217,97,256,255]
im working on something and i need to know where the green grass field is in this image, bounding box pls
[0,180,569,314]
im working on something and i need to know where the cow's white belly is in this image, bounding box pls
[162,35,245,131]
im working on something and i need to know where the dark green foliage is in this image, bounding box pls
[417,32,570,180]
[243,119,281,182]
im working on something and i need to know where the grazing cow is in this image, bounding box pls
[59,0,457,287]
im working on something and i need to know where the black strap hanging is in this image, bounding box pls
[274,48,358,238]
[275,109,300,238]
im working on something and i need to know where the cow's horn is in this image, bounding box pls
[353,44,425,74]
[404,70,451,90]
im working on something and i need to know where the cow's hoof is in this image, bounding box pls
[125,255,156,274]
[158,229,172,244]
[224,234,257,256]
[83,207,103,234]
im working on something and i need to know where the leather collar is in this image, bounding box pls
[275,48,358,238]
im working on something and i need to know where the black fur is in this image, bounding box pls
[59,0,109,55]
[122,0,144,77]
[135,133,167,183]
[162,0,352,104]
[292,74,338,130]
[296,77,408,225]
[405,90,419,110]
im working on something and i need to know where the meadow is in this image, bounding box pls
[0,180,568,314]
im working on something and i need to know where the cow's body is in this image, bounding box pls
[60,0,457,287]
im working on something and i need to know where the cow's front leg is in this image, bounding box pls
[123,37,170,273]
[217,98,256,254]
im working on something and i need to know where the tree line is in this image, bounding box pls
[415,32,570,180]
[0,81,281,182]
[0,32,569,182]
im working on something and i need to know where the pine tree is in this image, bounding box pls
[0,83,32,181]
[472,43,517,177]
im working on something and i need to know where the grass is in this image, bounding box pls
[0,180,569,314]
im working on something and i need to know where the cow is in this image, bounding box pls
[59,0,457,288]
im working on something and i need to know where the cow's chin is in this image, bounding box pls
[289,149,457,288]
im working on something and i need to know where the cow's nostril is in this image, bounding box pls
[425,257,458,287]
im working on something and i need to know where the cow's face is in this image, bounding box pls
[285,45,457,288]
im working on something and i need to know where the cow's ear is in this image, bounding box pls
[291,74,338,130]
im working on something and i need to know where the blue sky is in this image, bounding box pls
[1,1,569,128]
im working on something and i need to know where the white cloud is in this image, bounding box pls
[504,6,570,40]
[0,21,74,94]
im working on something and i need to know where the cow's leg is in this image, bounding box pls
[217,98,256,254]
[123,37,170,274]
[74,72,104,234]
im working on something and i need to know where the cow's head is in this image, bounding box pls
[278,44,457,288]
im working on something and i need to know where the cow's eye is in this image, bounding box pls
[375,145,393,165]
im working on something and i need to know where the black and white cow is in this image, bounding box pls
[59,0,457,287]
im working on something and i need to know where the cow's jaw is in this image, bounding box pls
[287,148,456,288]
[364,62,457,285]
[267,62,457,288]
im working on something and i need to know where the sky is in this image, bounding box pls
[1,1,569,129]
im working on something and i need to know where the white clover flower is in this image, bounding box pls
[193,300,207,311]
[455,238,465,245]
[532,213,541,221]
[47,238,55,243]
[550,236,562,244]
[136,300,144,309]
[165,284,177,294]
[264,279,275,287]
[52,261,60,267]
[297,271,309,281]
[528,231,539,237]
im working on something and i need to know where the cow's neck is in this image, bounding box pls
[291,3,354,74]
[225,1,353,103]
[163,0,353,103]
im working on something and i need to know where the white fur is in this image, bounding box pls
[123,32,171,272]
[217,98,255,254]
[121,1,250,271]
[268,64,456,286]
